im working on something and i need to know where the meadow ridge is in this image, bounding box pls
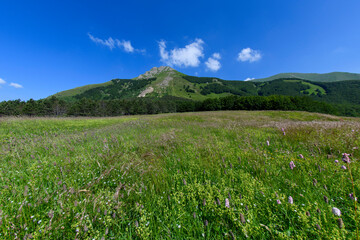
[0,111,359,239]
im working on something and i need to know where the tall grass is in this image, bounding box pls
[0,111,359,239]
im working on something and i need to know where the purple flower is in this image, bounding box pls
[334,160,339,163]
[298,154,304,159]
[332,207,341,216]
[342,153,351,163]
[289,161,296,170]
[277,199,281,204]
[349,193,358,201]
[341,165,347,170]
[225,198,230,208]
[288,196,294,204]
[266,140,270,146]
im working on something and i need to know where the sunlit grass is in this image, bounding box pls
[0,111,359,239]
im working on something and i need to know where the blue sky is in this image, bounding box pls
[1,0,360,101]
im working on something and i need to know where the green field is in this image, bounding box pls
[0,111,359,239]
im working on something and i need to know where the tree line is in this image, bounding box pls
[0,95,352,117]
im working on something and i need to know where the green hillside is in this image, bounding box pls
[49,67,360,106]
[52,80,113,101]
[251,72,360,82]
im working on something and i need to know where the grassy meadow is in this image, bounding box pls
[0,111,359,239]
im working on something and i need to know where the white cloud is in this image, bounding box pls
[88,33,115,50]
[205,53,221,72]
[237,48,262,62]
[159,39,204,67]
[0,78,6,84]
[9,83,23,88]
[116,39,134,53]
[244,77,255,81]
[88,33,143,53]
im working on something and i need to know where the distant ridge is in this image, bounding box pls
[251,72,360,82]
[50,67,360,106]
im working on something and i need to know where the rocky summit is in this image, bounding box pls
[135,66,174,79]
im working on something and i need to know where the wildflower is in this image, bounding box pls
[317,208,321,214]
[216,198,221,206]
[24,186,29,196]
[313,179,317,186]
[306,211,311,217]
[342,153,351,163]
[334,160,339,163]
[298,154,304,159]
[316,224,321,230]
[240,213,246,224]
[37,220,42,224]
[277,199,281,204]
[332,207,341,216]
[225,198,230,208]
[47,210,54,219]
[204,220,208,227]
[288,196,294,204]
[229,230,235,239]
[341,165,347,170]
[183,179,187,185]
[324,196,329,203]
[349,193,358,201]
[289,161,296,170]
[266,140,270,146]
[337,218,344,229]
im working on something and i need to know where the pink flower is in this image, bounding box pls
[288,196,294,204]
[225,198,230,208]
[298,154,304,159]
[266,140,270,146]
[341,165,347,170]
[277,199,281,204]
[334,160,339,163]
[342,153,351,163]
[289,161,296,170]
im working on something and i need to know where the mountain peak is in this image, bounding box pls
[135,66,175,79]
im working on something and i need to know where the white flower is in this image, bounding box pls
[332,207,341,216]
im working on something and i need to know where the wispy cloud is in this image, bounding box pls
[244,77,255,81]
[9,83,23,88]
[205,53,221,71]
[159,39,204,67]
[0,78,6,85]
[237,48,262,62]
[88,33,115,50]
[88,33,144,53]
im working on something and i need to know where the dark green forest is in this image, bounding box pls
[1,95,357,117]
